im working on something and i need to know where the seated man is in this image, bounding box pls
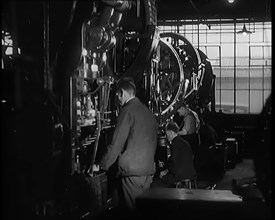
[151,121,197,188]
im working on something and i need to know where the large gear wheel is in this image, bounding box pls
[151,32,206,124]
[150,38,184,119]
[160,32,205,101]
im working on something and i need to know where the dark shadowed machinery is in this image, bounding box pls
[3,1,269,220]
[2,1,214,219]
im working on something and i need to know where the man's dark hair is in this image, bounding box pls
[116,78,136,96]
[165,121,179,133]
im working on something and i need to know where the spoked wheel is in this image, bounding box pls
[160,32,205,102]
[150,38,185,124]
[151,32,206,124]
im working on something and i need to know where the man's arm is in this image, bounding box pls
[100,108,132,170]
[178,127,188,135]
[178,114,196,135]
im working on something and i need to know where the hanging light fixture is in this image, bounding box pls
[227,0,235,4]
[237,24,252,35]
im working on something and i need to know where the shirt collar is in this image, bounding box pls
[125,96,135,104]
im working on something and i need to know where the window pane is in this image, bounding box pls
[250,67,263,89]
[215,89,221,109]
[221,68,233,89]
[236,68,249,90]
[221,32,234,43]
[222,57,233,67]
[236,33,250,43]
[250,46,263,58]
[221,43,234,60]
[250,23,263,42]
[199,32,207,44]
[236,90,249,113]
[192,34,198,45]
[207,32,220,43]
[236,57,249,66]
[184,34,193,43]
[220,90,234,113]
[264,46,272,60]
[264,68,272,89]
[263,28,272,43]
[215,76,221,90]
[250,59,266,66]
[236,43,249,58]
[250,90,263,113]
[250,46,265,66]
[204,47,220,60]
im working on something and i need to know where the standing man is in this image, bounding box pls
[97,78,158,212]
[175,102,200,173]
[176,102,200,156]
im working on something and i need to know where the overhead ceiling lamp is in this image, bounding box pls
[237,24,252,36]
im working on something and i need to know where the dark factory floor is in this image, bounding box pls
[91,157,271,220]
[4,157,270,220]
[197,158,255,190]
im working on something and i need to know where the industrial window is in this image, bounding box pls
[158,19,271,114]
